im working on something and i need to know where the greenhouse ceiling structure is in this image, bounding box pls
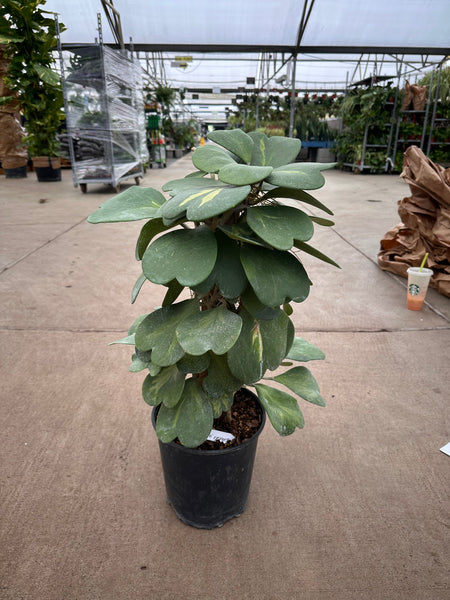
[46,0,450,123]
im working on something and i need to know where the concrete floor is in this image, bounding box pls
[1,156,449,600]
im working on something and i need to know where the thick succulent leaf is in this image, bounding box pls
[310,216,335,227]
[294,240,341,268]
[274,366,326,406]
[203,353,243,398]
[260,311,292,371]
[192,145,236,173]
[241,286,281,320]
[142,365,185,408]
[156,379,213,447]
[192,230,247,298]
[218,223,270,248]
[286,337,325,362]
[142,226,217,286]
[261,187,333,215]
[208,391,235,418]
[248,132,301,168]
[135,299,198,365]
[218,164,273,185]
[176,306,242,356]
[162,279,185,307]
[177,353,210,374]
[247,205,314,250]
[160,182,251,221]
[208,129,254,163]
[135,218,171,260]
[254,383,304,435]
[227,308,265,383]
[129,353,150,372]
[88,186,165,223]
[185,170,208,178]
[128,314,148,335]
[240,244,310,306]
[131,272,146,304]
[109,334,135,345]
[266,162,336,191]
[162,175,224,195]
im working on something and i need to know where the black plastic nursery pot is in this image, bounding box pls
[4,164,27,178]
[33,157,61,182]
[151,389,266,529]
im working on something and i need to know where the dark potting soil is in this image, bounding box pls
[174,388,262,451]
[195,388,262,451]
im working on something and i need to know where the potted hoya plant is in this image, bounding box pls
[88,129,338,528]
[0,0,65,181]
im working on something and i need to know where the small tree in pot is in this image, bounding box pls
[89,129,339,528]
[0,0,65,181]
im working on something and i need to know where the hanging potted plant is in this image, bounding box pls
[88,129,339,528]
[0,0,66,182]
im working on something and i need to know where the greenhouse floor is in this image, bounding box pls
[1,155,449,600]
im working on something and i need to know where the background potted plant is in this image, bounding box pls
[0,45,28,178]
[0,0,66,182]
[88,129,338,528]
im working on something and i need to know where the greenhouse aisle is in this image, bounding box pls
[1,155,449,600]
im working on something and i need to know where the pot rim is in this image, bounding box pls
[151,387,266,456]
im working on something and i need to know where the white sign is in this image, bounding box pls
[207,429,235,444]
[440,442,450,456]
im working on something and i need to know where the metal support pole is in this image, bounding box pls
[289,54,297,138]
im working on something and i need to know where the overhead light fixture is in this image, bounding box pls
[275,75,287,84]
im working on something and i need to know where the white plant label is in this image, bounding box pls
[440,442,450,457]
[207,429,235,444]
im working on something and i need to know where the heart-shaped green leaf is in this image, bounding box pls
[177,353,210,374]
[142,365,186,408]
[227,309,264,383]
[162,175,224,195]
[192,145,236,173]
[286,337,325,362]
[207,391,235,418]
[248,132,301,168]
[203,353,243,398]
[240,244,310,306]
[241,287,281,320]
[262,187,333,215]
[247,205,314,250]
[253,383,304,435]
[274,366,326,406]
[88,186,166,223]
[192,230,248,299]
[135,218,171,260]
[156,379,213,447]
[218,164,273,185]
[135,299,198,365]
[160,183,251,221]
[218,223,269,247]
[176,306,242,356]
[259,311,292,370]
[266,163,336,191]
[129,353,150,372]
[294,240,341,268]
[208,129,254,163]
[142,226,217,286]
[162,279,185,307]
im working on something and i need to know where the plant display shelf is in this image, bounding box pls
[59,41,146,193]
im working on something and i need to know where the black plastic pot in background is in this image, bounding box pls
[4,165,27,178]
[152,390,266,529]
[33,157,62,182]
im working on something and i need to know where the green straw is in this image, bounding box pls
[419,252,429,272]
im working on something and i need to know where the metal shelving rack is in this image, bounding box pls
[58,17,147,193]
